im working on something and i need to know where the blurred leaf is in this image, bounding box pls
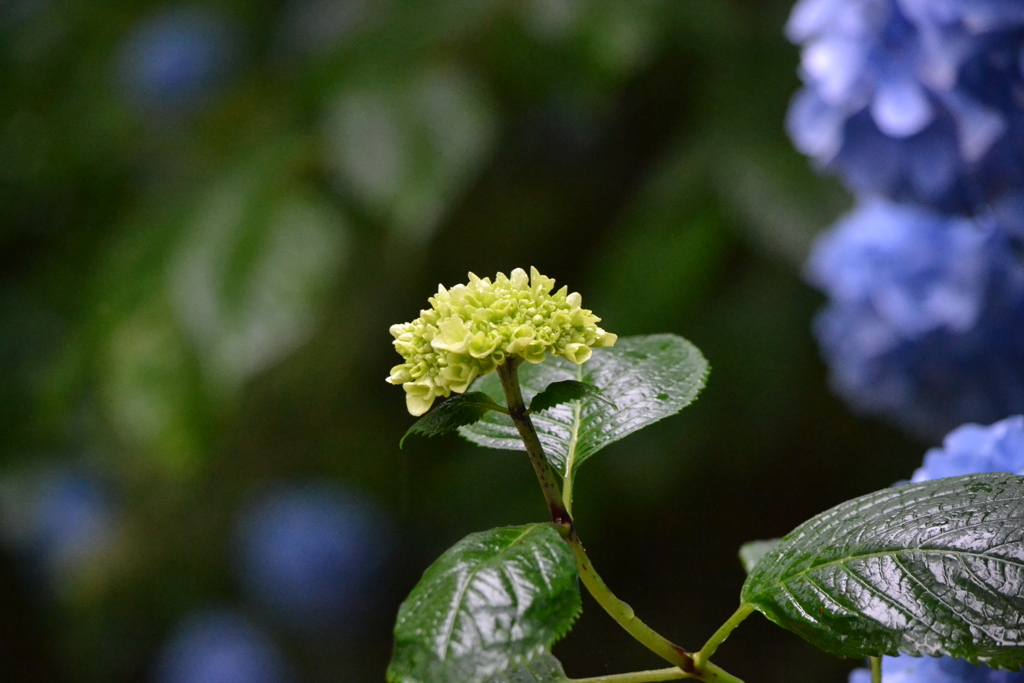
[401,392,505,448]
[460,335,708,478]
[738,539,779,574]
[323,65,497,242]
[741,473,1024,669]
[168,146,348,389]
[101,304,208,474]
[387,524,580,683]
[529,380,613,414]
[589,145,734,334]
[712,144,849,269]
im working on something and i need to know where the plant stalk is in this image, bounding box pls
[567,667,686,682]
[871,656,882,683]
[496,360,571,527]
[496,360,744,683]
[694,604,755,668]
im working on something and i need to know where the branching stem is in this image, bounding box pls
[496,360,744,683]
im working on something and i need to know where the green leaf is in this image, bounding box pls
[738,539,780,575]
[401,392,504,448]
[387,524,580,683]
[485,654,566,683]
[459,334,708,478]
[741,473,1024,670]
[529,380,615,414]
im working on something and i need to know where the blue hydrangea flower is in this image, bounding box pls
[154,608,290,683]
[234,481,393,630]
[849,654,1024,683]
[786,0,1024,211]
[118,7,239,115]
[806,198,1024,439]
[912,414,1024,480]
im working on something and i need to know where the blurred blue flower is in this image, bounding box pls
[912,414,1024,480]
[234,481,393,629]
[30,468,115,576]
[0,467,116,586]
[849,653,1024,683]
[786,0,1024,211]
[154,608,289,683]
[806,198,1024,439]
[117,7,239,114]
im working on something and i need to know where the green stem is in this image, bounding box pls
[565,528,695,670]
[496,360,571,527]
[567,667,686,682]
[871,656,882,683]
[496,360,744,683]
[693,604,755,668]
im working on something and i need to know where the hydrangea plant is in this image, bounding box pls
[805,198,1024,439]
[786,0,1024,211]
[386,269,1024,683]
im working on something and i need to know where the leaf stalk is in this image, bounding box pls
[694,604,755,668]
[567,667,687,682]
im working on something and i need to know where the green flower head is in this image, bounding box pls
[387,267,617,415]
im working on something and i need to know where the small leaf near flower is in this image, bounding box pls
[529,380,615,414]
[400,392,506,448]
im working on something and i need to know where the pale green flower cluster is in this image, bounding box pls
[387,267,617,415]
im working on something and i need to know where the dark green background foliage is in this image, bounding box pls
[1,1,929,681]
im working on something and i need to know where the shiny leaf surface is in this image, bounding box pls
[741,473,1024,669]
[459,334,708,477]
[486,654,566,683]
[387,524,580,683]
[529,380,614,414]
[400,392,504,448]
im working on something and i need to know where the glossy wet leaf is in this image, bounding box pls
[486,654,566,683]
[739,539,780,574]
[387,524,580,683]
[459,334,708,477]
[400,392,504,448]
[529,380,614,414]
[741,473,1024,669]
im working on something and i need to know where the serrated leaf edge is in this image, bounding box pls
[388,524,581,683]
[400,392,505,448]
[742,476,1024,667]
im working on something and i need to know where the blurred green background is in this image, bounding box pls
[0,1,930,681]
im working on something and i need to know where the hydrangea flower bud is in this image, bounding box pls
[387,267,616,415]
